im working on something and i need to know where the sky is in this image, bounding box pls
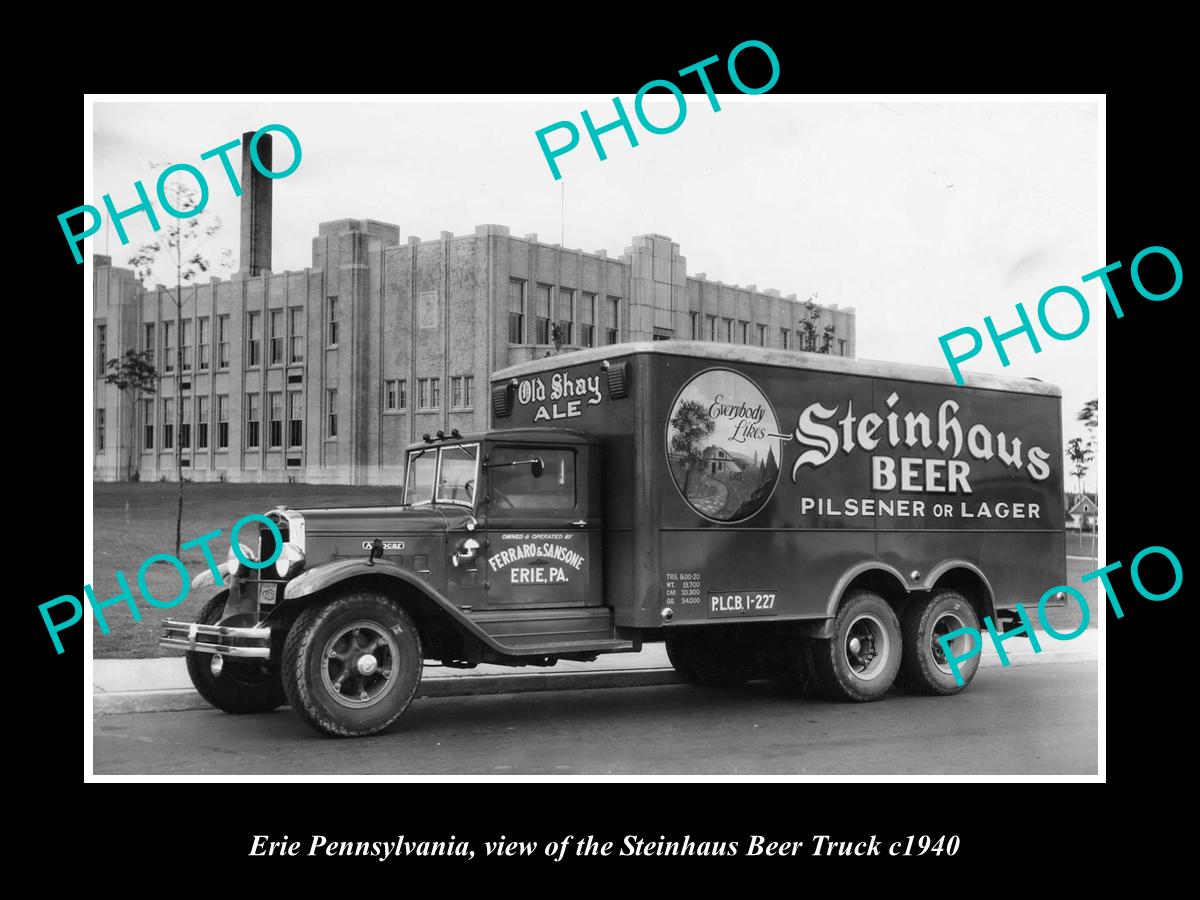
[92,98,1099,487]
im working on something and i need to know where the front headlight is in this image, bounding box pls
[227,542,258,576]
[274,542,306,578]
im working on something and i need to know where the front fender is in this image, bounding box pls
[281,559,512,654]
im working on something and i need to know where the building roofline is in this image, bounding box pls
[492,341,1062,398]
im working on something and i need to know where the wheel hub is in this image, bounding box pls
[320,622,399,708]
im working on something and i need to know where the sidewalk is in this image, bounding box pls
[92,630,1099,715]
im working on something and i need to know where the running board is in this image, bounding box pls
[470,607,636,655]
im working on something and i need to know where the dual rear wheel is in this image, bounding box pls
[666,588,981,702]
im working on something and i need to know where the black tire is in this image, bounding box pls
[185,593,287,714]
[665,628,755,687]
[282,592,422,738]
[809,590,901,702]
[898,590,981,695]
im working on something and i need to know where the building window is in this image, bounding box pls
[196,396,209,450]
[289,307,304,363]
[288,391,303,448]
[739,321,749,344]
[217,315,230,369]
[385,378,408,411]
[181,319,193,372]
[245,393,260,449]
[268,392,283,448]
[558,288,575,345]
[163,321,175,373]
[451,375,475,410]
[418,377,441,410]
[217,395,229,449]
[757,323,767,346]
[839,339,846,356]
[535,284,552,344]
[690,313,700,340]
[162,398,175,450]
[143,323,155,367]
[95,408,105,451]
[269,309,284,365]
[327,298,339,347]
[781,328,790,350]
[143,399,155,450]
[580,292,596,348]
[180,398,192,449]
[724,318,733,343]
[246,312,261,367]
[198,317,210,371]
[707,315,717,341]
[96,324,107,376]
[606,296,620,345]
[508,279,526,343]
[326,389,338,438]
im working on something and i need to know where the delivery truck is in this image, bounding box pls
[163,341,1065,737]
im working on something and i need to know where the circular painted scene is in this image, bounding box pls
[665,368,783,522]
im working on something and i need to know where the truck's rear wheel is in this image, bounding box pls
[185,593,287,714]
[809,590,901,702]
[282,592,422,738]
[898,590,980,695]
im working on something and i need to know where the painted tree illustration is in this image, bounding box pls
[128,172,233,557]
[669,400,715,495]
[103,349,158,482]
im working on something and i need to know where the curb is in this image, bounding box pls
[93,668,688,715]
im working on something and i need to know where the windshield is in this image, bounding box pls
[404,444,479,507]
[404,450,437,505]
[437,444,479,506]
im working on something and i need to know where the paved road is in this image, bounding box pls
[93,662,1097,776]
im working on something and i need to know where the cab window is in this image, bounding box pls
[437,443,479,506]
[489,447,576,510]
[404,449,437,505]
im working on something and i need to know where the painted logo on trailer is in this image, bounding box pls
[665,368,786,523]
[514,370,604,422]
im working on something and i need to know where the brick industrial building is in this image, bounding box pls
[92,134,857,485]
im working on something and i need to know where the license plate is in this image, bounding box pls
[258,582,278,606]
[708,591,778,619]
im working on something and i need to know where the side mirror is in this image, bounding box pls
[530,457,544,478]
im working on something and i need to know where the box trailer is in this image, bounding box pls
[164,341,1065,737]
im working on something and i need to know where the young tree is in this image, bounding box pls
[670,400,715,495]
[103,349,158,481]
[1066,436,1094,497]
[128,172,232,557]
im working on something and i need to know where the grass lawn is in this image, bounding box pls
[90,481,1101,659]
[91,482,400,658]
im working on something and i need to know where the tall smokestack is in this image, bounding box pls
[239,130,272,276]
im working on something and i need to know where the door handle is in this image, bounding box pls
[572,520,587,528]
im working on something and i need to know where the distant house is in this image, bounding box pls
[1066,492,1098,530]
[702,445,742,475]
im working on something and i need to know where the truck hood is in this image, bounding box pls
[296,505,474,535]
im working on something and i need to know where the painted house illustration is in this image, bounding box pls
[702,445,742,475]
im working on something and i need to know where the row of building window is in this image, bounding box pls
[508,280,619,348]
[688,313,846,355]
[123,391,334,453]
[383,376,474,412]
[104,374,476,455]
[95,301,339,378]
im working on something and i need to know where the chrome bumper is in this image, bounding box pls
[160,620,272,658]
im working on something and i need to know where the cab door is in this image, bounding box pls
[481,443,602,609]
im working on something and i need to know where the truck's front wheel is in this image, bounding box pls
[282,593,423,738]
[185,593,287,715]
[809,590,901,702]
